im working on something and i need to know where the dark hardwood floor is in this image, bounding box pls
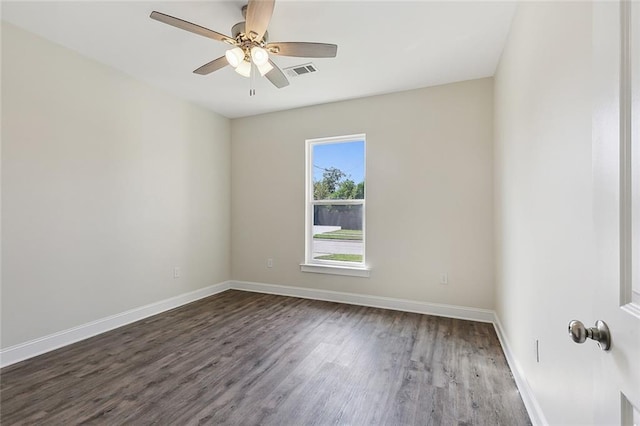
[1,290,531,425]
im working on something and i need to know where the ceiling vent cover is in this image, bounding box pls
[283,63,318,78]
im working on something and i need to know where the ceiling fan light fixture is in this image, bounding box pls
[250,46,269,66]
[235,60,252,78]
[256,60,273,76]
[225,47,244,68]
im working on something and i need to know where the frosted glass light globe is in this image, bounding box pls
[225,47,244,68]
[250,46,269,66]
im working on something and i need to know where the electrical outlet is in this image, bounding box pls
[439,273,448,285]
[173,267,181,279]
[267,258,273,268]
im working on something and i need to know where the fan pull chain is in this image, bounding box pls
[249,62,256,97]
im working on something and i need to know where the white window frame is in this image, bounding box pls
[300,134,370,278]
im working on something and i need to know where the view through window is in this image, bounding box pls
[306,135,365,266]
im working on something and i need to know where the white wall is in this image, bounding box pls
[494,3,597,424]
[1,23,231,348]
[231,78,495,309]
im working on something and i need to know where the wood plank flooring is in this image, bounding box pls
[1,290,531,425]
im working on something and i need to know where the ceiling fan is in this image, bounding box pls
[150,0,338,90]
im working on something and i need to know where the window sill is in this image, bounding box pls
[300,263,371,278]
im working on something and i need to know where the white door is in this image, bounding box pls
[591,1,640,424]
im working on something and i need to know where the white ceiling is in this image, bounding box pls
[1,1,516,119]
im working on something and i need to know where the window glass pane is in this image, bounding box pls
[313,141,365,200]
[312,204,363,263]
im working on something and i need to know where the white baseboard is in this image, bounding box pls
[0,281,231,368]
[493,314,548,426]
[230,280,495,323]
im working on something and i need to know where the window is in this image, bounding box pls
[301,134,369,277]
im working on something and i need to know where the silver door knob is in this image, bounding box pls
[568,320,611,351]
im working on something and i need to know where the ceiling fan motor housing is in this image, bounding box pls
[231,21,270,62]
[232,22,268,43]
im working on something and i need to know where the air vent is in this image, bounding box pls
[283,63,318,78]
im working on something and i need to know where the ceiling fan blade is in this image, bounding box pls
[193,56,229,75]
[245,0,275,41]
[150,11,235,44]
[265,60,289,88]
[266,42,338,58]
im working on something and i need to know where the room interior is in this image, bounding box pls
[2,1,639,425]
